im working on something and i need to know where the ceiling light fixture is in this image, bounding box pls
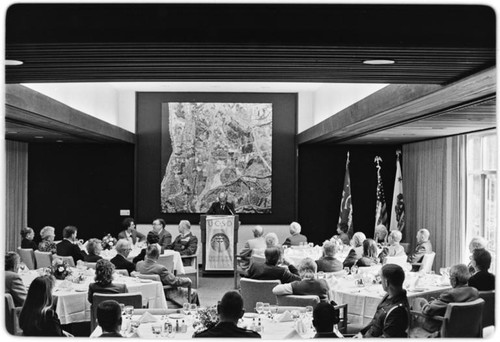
[34,136,44,139]
[362,59,395,65]
[5,59,24,66]
[6,131,18,134]
[56,140,64,143]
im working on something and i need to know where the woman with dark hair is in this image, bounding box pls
[356,239,380,267]
[84,238,103,262]
[19,275,71,336]
[88,259,127,304]
[20,227,38,250]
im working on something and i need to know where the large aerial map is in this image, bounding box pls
[161,102,272,213]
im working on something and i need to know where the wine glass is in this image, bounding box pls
[189,304,198,318]
[119,303,125,316]
[305,306,313,319]
[351,265,359,275]
[152,323,162,336]
[291,310,301,321]
[124,305,134,319]
[262,303,270,317]
[269,305,278,320]
[255,302,264,315]
[18,262,27,273]
[183,303,190,315]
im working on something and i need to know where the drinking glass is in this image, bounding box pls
[305,306,313,318]
[343,267,350,275]
[255,302,264,315]
[152,323,162,336]
[269,305,278,320]
[124,305,134,319]
[317,271,325,279]
[262,303,270,317]
[351,265,359,275]
[189,304,198,318]
[130,320,140,332]
[183,303,190,315]
[291,310,301,320]
[308,242,314,248]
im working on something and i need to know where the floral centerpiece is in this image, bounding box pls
[193,305,219,334]
[102,234,117,250]
[329,235,344,248]
[50,258,72,280]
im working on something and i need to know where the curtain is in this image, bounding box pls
[5,140,28,252]
[402,135,466,271]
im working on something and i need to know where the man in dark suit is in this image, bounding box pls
[316,241,343,272]
[313,302,341,338]
[97,300,123,337]
[56,225,87,264]
[5,252,27,307]
[244,246,300,284]
[468,248,495,291]
[168,220,198,266]
[408,228,433,269]
[117,217,146,245]
[282,222,308,247]
[206,191,235,215]
[110,239,136,275]
[194,291,260,338]
[152,218,172,251]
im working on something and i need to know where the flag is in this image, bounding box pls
[338,152,354,238]
[390,150,405,231]
[374,156,388,234]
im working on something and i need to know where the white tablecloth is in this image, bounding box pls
[283,245,350,266]
[101,248,185,274]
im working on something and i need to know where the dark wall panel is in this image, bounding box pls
[28,143,135,241]
[298,145,400,245]
[136,92,297,225]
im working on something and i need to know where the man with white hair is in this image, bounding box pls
[378,230,406,263]
[239,225,266,269]
[282,221,308,247]
[206,191,235,215]
[343,231,366,268]
[110,239,136,275]
[408,228,433,269]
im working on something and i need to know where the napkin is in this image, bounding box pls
[277,310,293,322]
[294,319,308,336]
[138,311,159,323]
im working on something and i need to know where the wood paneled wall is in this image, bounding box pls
[403,136,466,271]
[5,140,28,252]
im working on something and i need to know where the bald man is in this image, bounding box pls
[207,192,235,215]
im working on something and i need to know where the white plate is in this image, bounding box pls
[167,313,185,320]
[243,313,258,319]
[74,287,87,292]
[139,279,152,283]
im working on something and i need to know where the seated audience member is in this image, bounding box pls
[194,291,260,338]
[84,238,103,262]
[374,224,388,247]
[5,252,27,307]
[152,218,172,251]
[333,222,350,246]
[264,232,280,248]
[97,300,123,337]
[468,248,495,291]
[467,236,488,273]
[378,230,406,263]
[110,239,136,275]
[244,246,300,283]
[407,228,433,269]
[342,232,366,268]
[355,264,410,338]
[136,244,199,306]
[20,227,38,250]
[88,259,128,304]
[356,239,380,267]
[19,275,71,336]
[273,257,331,302]
[239,225,267,269]
[133,231,160,264]
[56,225,87,263]
[313,302,341,338]
[118,217,146,245]
[38,226,57,253]
[415,264,479,334]
[316,241,343,272]
[283,222,308,247]
[168,220,198,265]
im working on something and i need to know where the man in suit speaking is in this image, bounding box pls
[207,191,235,215]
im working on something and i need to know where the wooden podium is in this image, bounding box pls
[200,215,239,275]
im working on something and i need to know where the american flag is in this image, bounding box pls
[374,156,388,234]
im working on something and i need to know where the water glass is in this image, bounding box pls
[343,267,350,275]
[119,303,125,314]
[317,271,325,279]
[189,304,198,318]
[262,303,270,317]
[351,265,359,275]
[291,310,301,320]
[183,303,190,315]
[269,305,278,320]
[305,306,313,318]
[124,305,134,319]
[255,302,264,315]
[152,323,162,336]
[130,320,140,332]
[308,242,314,248]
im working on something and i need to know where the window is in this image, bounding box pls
[466,131,497,273]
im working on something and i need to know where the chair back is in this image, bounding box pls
[91,292,142,332]
[384,255,408,268]
[276,294,320,308]
[478,290,495,328]
[419,252,435,273]
[275,306,307,313]
[158,254,175,273]
[250,255,265,265]
[84,262,97,269]
[5,293,16,335]
[34,250,52,269]
[114,269,130,276]
[135,273,161,282]
[17,248,36,270]
[53,254,76,267]
[240,278,280,312]
[441,298,484,337]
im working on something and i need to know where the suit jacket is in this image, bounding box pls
[136,258,190,287]
[168,232,198,256]
[56,239,87,263]
[245,262,300,284]
[110,254,136,275]
[88,282,128,304]
[468,270,495,291]
[408,240,433,264]
[239,236,267,268]
[194,321,261,338]
[158,229,172,250]
[343,246,363,268]
[316,256,343,272]
[21,238,38,250]
[21,309,64,336]
[84,253,103,262]
[421,285,479,332]
[206,201,235,215]
[282,234,308,247]
[118,229,146,245]
[5,270,27,307]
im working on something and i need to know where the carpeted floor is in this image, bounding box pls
[194,272,236,308]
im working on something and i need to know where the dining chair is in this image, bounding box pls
[250,255,265,265]
[411,252,435,273]
[158,254,175,273]
[240,278,280,313]
[181,255,199,289]
[478,290,495,328]
[276,294,320,308]
[384,255,408,268]
[90,292,142,332]
[17,248,36,270]
[134,308,181,316]
[53,254,76,267]
[5,293,19,335]
[34,250,52,269]
[135,273,192,306]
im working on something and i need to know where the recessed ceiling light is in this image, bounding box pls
[34,136,44,139]
[56,140,64,143]
[363,59,395,65]
[5,59,24,66]
[6,131,18,134]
